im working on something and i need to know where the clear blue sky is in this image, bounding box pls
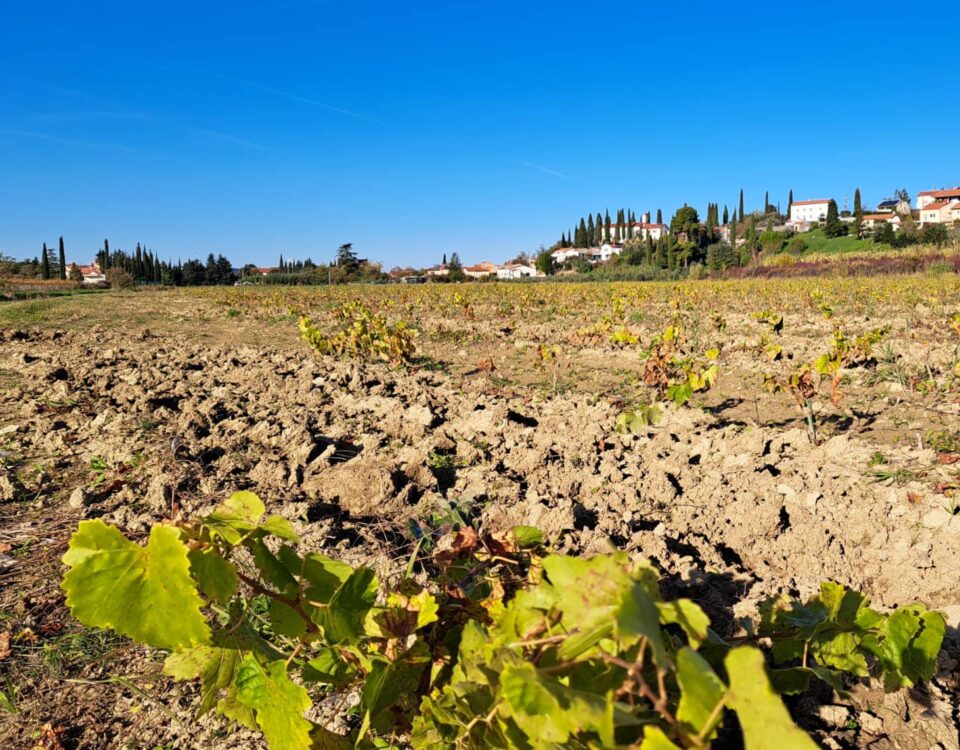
[2,1,958,269]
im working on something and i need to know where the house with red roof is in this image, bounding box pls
[917,188,960,211]
[788,199,832,229]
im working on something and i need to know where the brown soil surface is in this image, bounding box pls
[1,283,959,749]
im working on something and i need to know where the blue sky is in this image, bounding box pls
[2,1,958,269]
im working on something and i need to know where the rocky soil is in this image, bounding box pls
[1,295,959,749]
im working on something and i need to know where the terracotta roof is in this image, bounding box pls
[791,199,831,206]
[628,222,667,229]
[922,201,951,211]
[861,214,899,221]
[919,189,960,198]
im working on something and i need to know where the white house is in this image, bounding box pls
[597,243,623,262]
[917,188,960,210]
[919,200,960,226]
[788,199,831,227]
[69,262,107,284]
[425,265,449,278]
[550,248,583,264]
[496,263,538,279]
[860,213,902,231]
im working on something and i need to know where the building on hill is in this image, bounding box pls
[464,262,497,279]
[496,263,538,279]
[788,199,832,229]
[425,265,450,278]
[550,248,583,264]
[67,262,107,284]
[875,198,911,215]
[917,188,960,210]
[860,213,903,231]
[919,199,960,225]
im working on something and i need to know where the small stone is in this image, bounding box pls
[68,487,88,509]
[815,704,849,726]
[858,712,883,735]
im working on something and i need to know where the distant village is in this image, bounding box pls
[12,185,960,287]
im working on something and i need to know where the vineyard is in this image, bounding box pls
[1,277,959,749]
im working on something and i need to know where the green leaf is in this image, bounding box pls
[302,553,353,605]
[657,599,710,648]
[639,726,682,750]
[269,599,308,639]
[725,647,818,750]
[261,515,299,541]
[250,540,300,598]
[510,525,544,549]
[812,632,868,676]
[302,647,356,686]
[188,547,238,603]
[617,579,668,666]
[318,567,378,643]
[165,644,245,716]
[62,521,210,650]
[767,667,812,695]
[676,647,725,738]
[203,491,266,545]
[879,607,945,689]
[164,625,281,717]
[235,656,313,750]
[359,645,431,737]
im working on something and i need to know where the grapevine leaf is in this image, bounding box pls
[617,579,669,666]
[188,547,238,603]
[235,656,313,750]
[657,599,710,648]
[768,667,812,695]
[359,644,431,737]
[260,515,299,541]
[308,726,352,750]
[812,632,868,676]
[510,525,544,549]
[249,539,299,598]
[639,726,682,749]
[302,646,356,685]
[302,553,353,605]
[165,644,245,716]
[62,520,210,650]
[318,567,378,644]
[878,607,945,689]
[164,625,282,717]
[676,647,725,738]
[203,491,266,545]
[725,646,818,750]
[269,599,308,639]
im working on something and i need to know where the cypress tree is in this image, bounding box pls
[824,199,843,238]
[739,189,745,222]
[787,190,794,218]
[595,213,603,245]
[656,208,663,224]
[41,243,51,280]
[587,214,595,246]
[764,191,769,213]
[103,239,111,269]
[722,205,729,225]
[279,254,285,270]
[578,217,588,247]
[58,236,66,280]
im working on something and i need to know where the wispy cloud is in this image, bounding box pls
[520,160,571,179]
[24,110,152,124]
[0,128,146,154]
[192,128,272,152]
[193,67,384,124]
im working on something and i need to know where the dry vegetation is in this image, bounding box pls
[1,277,959,749]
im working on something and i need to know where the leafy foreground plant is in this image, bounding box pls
[300,301,417,365]
[60,492,945,749]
